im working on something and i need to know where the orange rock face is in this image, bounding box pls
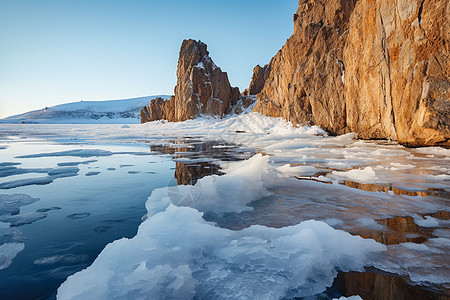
[140,97,175,123]
[141,39,243,123]
[252,0,449,146]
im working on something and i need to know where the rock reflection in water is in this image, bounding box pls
[341,180,450,198]
[356,216,432,245]
[296,176,450,198]
[174,162,222,185]
[332,269,450,300]
[150,139,251,185]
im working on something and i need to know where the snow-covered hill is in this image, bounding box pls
[0,96,170,124]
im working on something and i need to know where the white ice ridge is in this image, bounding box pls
[57,205,385,300]
[331,167,377,182]
[146,154,275,216]
[276,164,318,177]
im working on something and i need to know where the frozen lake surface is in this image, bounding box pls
[0,136,177,299]
[0,114,449,299]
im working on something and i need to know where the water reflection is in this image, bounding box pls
[150,139,251,185]
[331,268,450,300]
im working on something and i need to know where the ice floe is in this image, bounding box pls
[331,167,377,182]
[0,194,42,270]
[47,167,80,177]
[57,160,97,167]
[0,166,50,178]
[0,242,24,270]
[0,212,47,226]
[0,167,80,189]
[0,194,40,215]
[276,164,318,177]
[57,205,385,300]
[85,171,100,176]
[0,162,21,167]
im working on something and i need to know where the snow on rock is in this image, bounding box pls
[57,205,385,300]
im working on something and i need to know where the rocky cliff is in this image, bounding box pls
[141,39,249,123]
[252,0,449,146]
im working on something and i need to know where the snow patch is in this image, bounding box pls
[331,167,377,182]
[276,164,318,177]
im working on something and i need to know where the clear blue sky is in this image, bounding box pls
[0,0,297,118]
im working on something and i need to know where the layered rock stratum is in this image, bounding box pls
[252,0,449,146]
[141,40,252,123]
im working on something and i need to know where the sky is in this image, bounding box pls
[0,0,297,118]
